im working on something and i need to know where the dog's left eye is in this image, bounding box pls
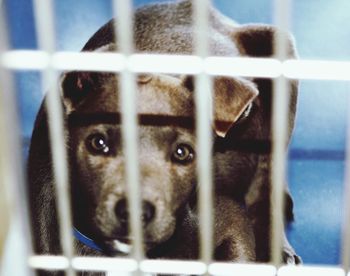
[86,133,110,155]
[172,144,194,164]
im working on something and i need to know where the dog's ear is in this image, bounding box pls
[212,77,259,137]
[59,71,96,113]
[182,75,258,137]
[232,24,298,140]
[232,24,297,58]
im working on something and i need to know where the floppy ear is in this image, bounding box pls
[232,24,298,140]
[59,71,96,113]
[182,76,259,137]
[212,77,259,137]
[232,24,297,58]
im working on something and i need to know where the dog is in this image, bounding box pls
[28,70,257,273]
[27,0,300,274]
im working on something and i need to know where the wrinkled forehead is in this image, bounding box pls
[76,72,194,118]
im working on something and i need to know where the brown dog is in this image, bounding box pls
[28,0,300,274]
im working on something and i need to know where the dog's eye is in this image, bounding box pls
[172,144,194,164]
[86,133,110,155]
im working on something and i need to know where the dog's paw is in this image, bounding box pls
[283,247,302,265]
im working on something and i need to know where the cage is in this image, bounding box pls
[1,0,350,275]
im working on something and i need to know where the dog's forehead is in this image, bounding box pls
[138,124,195,147]
[80,73,193,117]
[136,74,193,116]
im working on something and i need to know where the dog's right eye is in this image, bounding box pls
[86,133,110,155]
[172,144,195,164]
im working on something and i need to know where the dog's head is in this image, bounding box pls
[61,60,257,254]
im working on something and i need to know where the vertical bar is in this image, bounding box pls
[113,0,144,265]
[193,0,213,266]
[341,84,350,271]
[195,72,213,265]
[270,0,291,266]
[0,4,10,258]
[0,6,34,276]
[270,76,289,266]
[32,0,75,275]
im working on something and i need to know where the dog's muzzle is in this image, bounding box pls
[91,198,157,255]
[114,198,156,227]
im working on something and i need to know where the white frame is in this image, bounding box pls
[1,0,350,275]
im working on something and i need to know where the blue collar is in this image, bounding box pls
[73,228,103,252]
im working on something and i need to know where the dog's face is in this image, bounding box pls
[66,73,198,252]
[62,69,257,254]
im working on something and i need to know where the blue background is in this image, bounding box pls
[3,0,350,265]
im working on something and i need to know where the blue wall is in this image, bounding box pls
[4,0,350,265]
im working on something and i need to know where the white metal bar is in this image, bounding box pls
[341,83,350,271]
[193,0,213,266]
[54,52,126,72]
[113,0,144,264]
[194,0,210,58]
[274,0,291,59]
[27,256,278,276]
[278,265,345,276]
[1,50,50,69]
[28,256,70,270]
[3,50,350,80]
[270,0,292,266]
[270,76,289,265]
[26,257,350,276]
[283,60,350,80]
[27,256,350,276]
[209,263,276,276]
[0,7,34,276]
[73,257,137,272]
[32,0,55,53]
[30,257,207,274]
[140,260,206,275]
[195,72,213,265]
[114,0,134,55]
[28,256,138,272]
[27,255,350,276]
[205,56,282,78]
[28,256,263,274]
[32,1,75,275]
[128,54,203,74]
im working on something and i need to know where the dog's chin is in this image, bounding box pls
[103,238,132,255]
[97,220,176,255]
[101,237,159,256]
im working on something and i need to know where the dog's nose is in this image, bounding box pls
[115,199,128,224]
[142,200,155,224]
[114,199,156,225]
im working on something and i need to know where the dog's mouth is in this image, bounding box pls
[103,238,132,255]
[100,237,157,256]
